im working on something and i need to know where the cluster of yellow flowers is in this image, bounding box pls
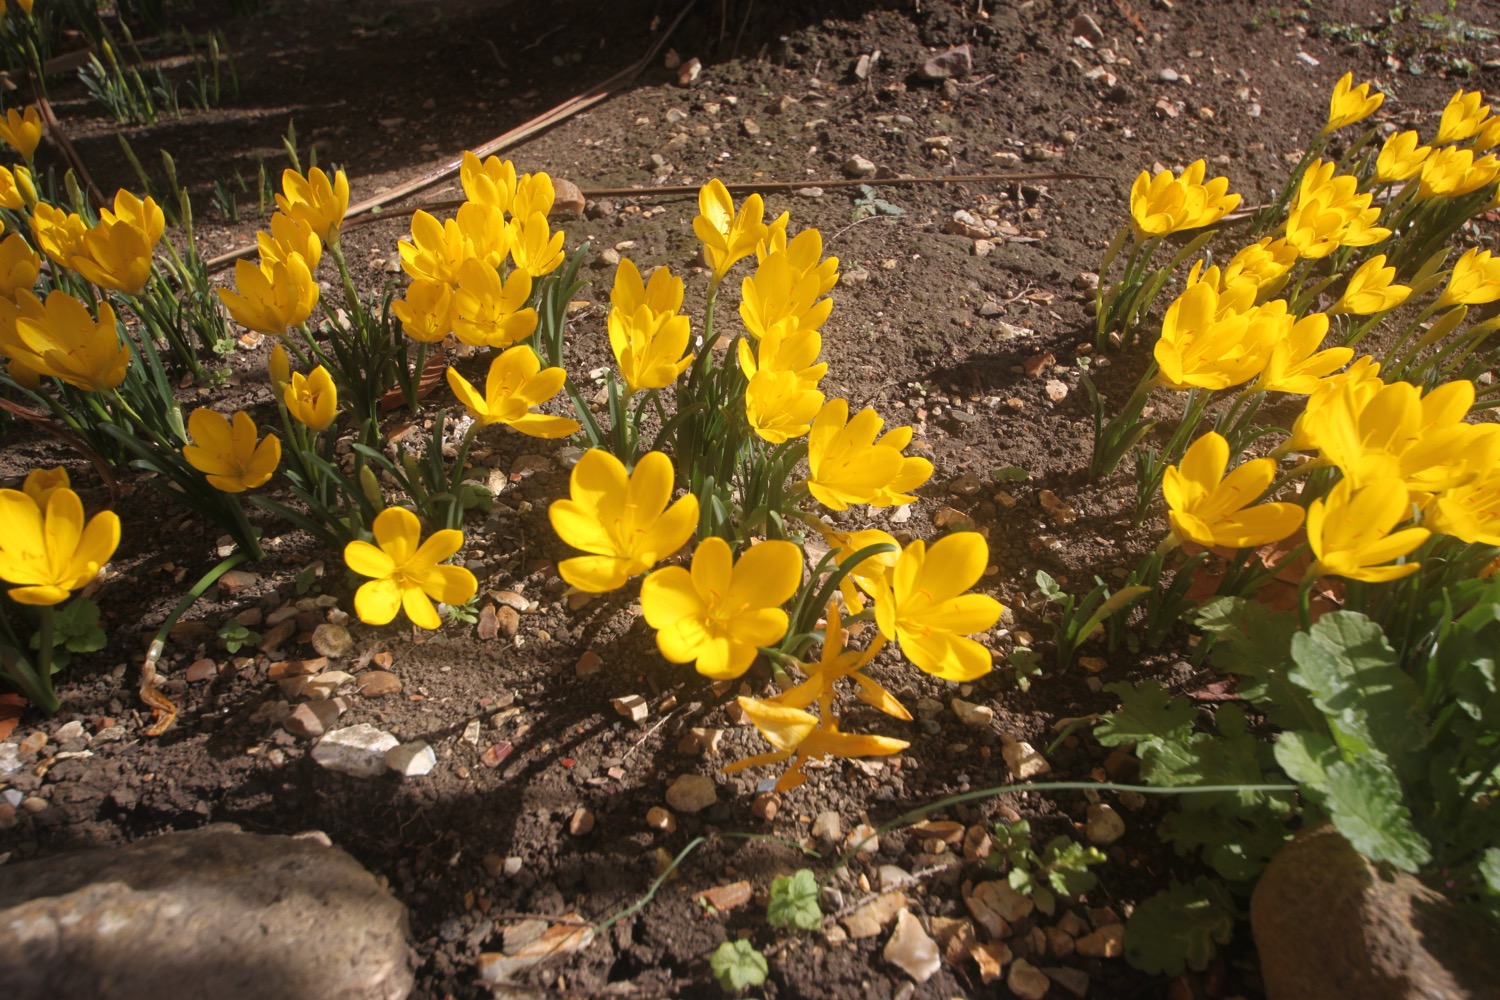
[541,179,1001,790]
[1137,75,1500,590]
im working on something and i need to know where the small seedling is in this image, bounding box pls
[29,598,108,669]
[987,819,1107,915]
[766,869,821,931]
[217,619,260,653]
[710,939,768,992]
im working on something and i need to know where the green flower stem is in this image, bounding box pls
[328,241,366,329]
[32,604,58,713]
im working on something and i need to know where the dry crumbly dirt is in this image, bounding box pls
[3,1,1499,997]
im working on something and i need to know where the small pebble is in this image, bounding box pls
[664,774,717,813]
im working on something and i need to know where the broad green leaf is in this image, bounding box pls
[1480,848,1500,895]
[766,869,821,931]
[1322,757,1432,873]
[1035,570,1065,602]
[1096,680,1195,747]
[1288,612,1425,770]
[710,939,768,992]
[1158,808,1290,882]
[1123,877,1235,976]
[1272,730,1338,806]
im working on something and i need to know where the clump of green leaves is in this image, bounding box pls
[986,819,1106,916]
[217,618,260,654]
[710,939,768,993]
[851,184,904,221]
[1122,877,1236,976]
[29,598,107,669]
[766,869,821,931]
[1034,570,1148,668]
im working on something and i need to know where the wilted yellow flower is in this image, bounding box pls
[284,365,338,432]
[1153,281,1271,390]
[0,487,119,606]
[0,231,40,298]
[451,258,536,349]
[30,203,89,268]
[275,167,349,244]
[1307,478,1428,583]
[873,532,1002,682]
[506,211,565,277]
[1285,160,1390,258]
[1323,72,1383,133]
[1163,432,1304,550]
[693,178,766,284]
[459,151,517,213]
[1417,147,1500,200]
[20,466,69,507]
[15,292,128,392]
[400,210,474,285]
[548,449,698,594]
[1375,131,1432,183]
[446,344,580,439]
[805,399,931,511]
[257,212,322,272]
[183,408,280,493]
[0,106,42,161]
[1128,159,1240,239]
[640,536,802,679]
[1330,254,1411,315]
[392,279,455,343]
[725,700,908,794]
[745,369,824,444]
[1436,88,1491,145]
[1435,248,1500,309]
[218,255,319,336]
[344,507,478,630]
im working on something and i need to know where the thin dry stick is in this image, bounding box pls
[205,0,697,272]
[34,97,107,210]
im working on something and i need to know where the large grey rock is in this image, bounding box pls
[0,825,412,1000]
[1252,824,1500,1000]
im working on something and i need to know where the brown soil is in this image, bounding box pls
[4,1,1498,998]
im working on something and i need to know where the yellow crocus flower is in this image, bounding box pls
[20,466,69,507]
[0,164,25,210]
[283,365,338,432]
[1427,469,1500,547]
[740,248,834,341]
[1323,72,1383,133]
[0,289,47,387]
[391,279,455,343]
[69,216,156,294]
[454,201,508,269]
[445,344,579,439]
[1162,432,1304,550]
[640,535,802,679]
[725,700,908,793]
[805,399,929,511]
[1307,478,1428,583]
[610,258,685,317]
[218,255,319,336]
[1251,310,1350,394]
[1436,88,1491,145]
[506,211,565,277]
[693,178,766,284]
[1435,248,1500,309]
[30,203,89,269]
[512,171,555,220]
[344,507,478,630]
[0,487,120,606]
[0,106,42,161]
[548,449,698,594]
[182,408,281,494]
[745,368,824,444]
[257,212,322,272]
[872,532,1002,682]
[0,231,40,298]
[15,292,128,392]
[399,210,474,285]
[1152,281,1272,390]
[1417,147,1500,200]
[1330,254,1411,315]
[1375,131,1431,184]
[275,166,349,244]
[609,303,693,393]
[459,151,517,213]
[1128,159,1240,239]
[1285,161,1390,258]
[451,258,536,349]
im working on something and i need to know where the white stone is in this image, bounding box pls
[0,743,19,778]
[1003,740,1051,780]
[385,740,437,778]
[312,724,400,777]
[54,720,85,742]
[952,697,995,728]
[884,909,941,982]
[1085,803,1126,846]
